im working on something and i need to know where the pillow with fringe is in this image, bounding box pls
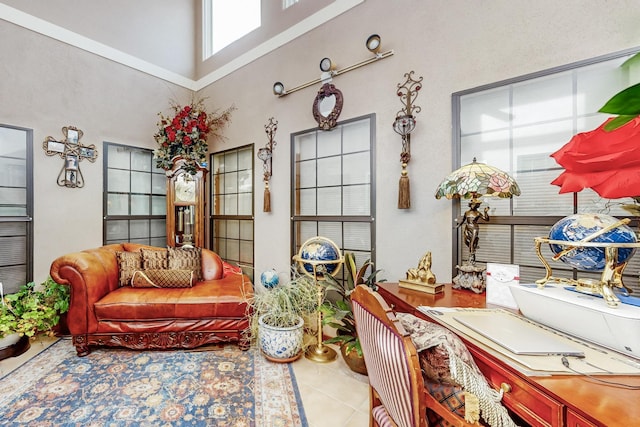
[396,312,478,384]
[396,312,517,427]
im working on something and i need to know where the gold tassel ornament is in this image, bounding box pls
[263,183,271,212]
[398,165,410,209]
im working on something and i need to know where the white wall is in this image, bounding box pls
[1,0,639,284]
[200,0,640,283]
[0,18,192,281]
[1,0,196,78]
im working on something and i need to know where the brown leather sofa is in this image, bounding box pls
[50,243,253,356]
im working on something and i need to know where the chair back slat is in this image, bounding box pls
[351,285,426,427]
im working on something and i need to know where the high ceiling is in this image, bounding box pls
[0,0,361,89]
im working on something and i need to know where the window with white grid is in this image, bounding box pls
[454,49,640,291]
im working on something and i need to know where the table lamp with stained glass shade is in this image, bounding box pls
[435,158,521,293]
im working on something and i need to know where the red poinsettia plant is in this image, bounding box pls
[154,99,234,174]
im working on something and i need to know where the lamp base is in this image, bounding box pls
[305,344,337,363]
[453,262,486,293]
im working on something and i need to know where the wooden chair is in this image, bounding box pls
[351,284,476,427]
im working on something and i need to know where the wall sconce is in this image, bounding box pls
[257,117,278,212]
[272,34,394,97]
[393,71,423,209]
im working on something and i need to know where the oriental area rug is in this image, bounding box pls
[0,339,308,426]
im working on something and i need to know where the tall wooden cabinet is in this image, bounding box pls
[165,158,207,248]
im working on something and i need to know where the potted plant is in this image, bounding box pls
[248,269,320,362]
[321,253,384,375]
[0,277,70,355]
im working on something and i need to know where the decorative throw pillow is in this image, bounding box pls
[140,248,168,270]
[131,269,195,288]
[396,312,480,385]
[424,381,467,421]
[116,251,142,287]
[168,247,202,280]
[397,313,518,427]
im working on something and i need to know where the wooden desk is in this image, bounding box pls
[377,283,640,427]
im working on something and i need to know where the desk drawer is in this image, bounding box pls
[565,409,599,427]
[471,348,563,427]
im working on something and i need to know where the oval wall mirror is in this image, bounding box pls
[312,83,343,130]
[319,95,336,117]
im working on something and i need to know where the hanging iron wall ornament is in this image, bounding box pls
[257,117,278,212]
[393,71,423,209]
[42,126,98,188]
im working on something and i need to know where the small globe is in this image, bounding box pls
[296,236,342,277]
[260,269,279,289]
[549,213,637,271]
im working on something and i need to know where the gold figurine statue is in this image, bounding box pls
[400,251,443,294]
[406,251,436,284]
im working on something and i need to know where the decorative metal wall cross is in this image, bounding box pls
[42,126,98,188]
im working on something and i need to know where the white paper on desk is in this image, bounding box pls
[486,263,519,310]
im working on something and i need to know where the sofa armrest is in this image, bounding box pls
[202,248,224,280]
[50,249,118,334]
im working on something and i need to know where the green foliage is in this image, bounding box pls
[321,253,385,357]
[248,268,321,345]
[0,277,70,339]
[598,53,640,131]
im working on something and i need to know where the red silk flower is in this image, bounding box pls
[550,117,640,199]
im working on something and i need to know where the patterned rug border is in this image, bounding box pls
[0,338,308,426]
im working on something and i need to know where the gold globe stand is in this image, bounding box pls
[293,237,344,363]
[305,264,338,363]
[534,236,640,307]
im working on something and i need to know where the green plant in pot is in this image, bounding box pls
[0,277,70,355]
[321,253,384,375]
[248,268,320,362]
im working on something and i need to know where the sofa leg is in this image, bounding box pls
[72,336,90,357]
[239,337,251,351]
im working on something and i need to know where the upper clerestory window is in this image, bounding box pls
[203,0,261,60]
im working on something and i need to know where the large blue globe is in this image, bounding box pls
[549,213,637,271]
[298,237,342,276]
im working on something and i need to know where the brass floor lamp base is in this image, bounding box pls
[305,344,337,363]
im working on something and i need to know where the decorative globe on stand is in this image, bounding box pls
[297,237,342,277]
[535,213,639,307]
[260,269,280,289]
[293,236,344,363]
[549,214,637,270]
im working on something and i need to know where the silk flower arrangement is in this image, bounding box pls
[154,99,235,174]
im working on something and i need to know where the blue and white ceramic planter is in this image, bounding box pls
[258,315,304,362]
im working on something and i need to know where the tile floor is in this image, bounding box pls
[0,337,371,427]
[291,346,370,426]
